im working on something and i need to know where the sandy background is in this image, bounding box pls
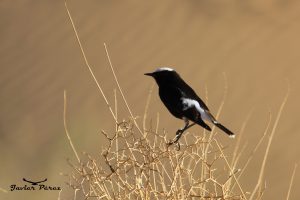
[0,0,299,199]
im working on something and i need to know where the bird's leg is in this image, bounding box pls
[168,119,196,146]
[176,119,189,137]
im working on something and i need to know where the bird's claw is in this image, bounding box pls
[166,129,184,150]
[167,139,181,150]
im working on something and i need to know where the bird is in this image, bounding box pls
[144,67,235,144]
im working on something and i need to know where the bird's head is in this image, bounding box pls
[144,67,178,85]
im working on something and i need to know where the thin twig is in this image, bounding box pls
[64,1,117,122]
[104,43,144,136]
[143,83,154,137]
[231,108,253,166]
[215,139,246,199]
[63,90,81,163]
[286,163,298,200]
[250,87,290,200]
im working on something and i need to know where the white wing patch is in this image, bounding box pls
[181,98,211,121]
[154,67,174,72]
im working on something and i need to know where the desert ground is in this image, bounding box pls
[0,1,299,199]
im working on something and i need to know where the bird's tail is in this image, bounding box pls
[213,121,235,138]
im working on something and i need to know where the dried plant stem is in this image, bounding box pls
[215,139,246,199]
[286,163,298,200]
[64,91,101,200]
[63,90,80,163]
[238,113,271,178]
[114,89,118,121]
[64,1,117,123]
[104,43,144,137]
[225,109,253,192]
[201,73,228,196]
[250,88,290,200]
[231,109,253,166]
[143,83,154,136]
[230,112,271,194]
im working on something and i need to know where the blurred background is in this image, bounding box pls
[0,0,299,199]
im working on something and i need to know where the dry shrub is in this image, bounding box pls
[65,117,245,199]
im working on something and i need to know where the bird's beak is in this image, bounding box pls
[144,72,153,76]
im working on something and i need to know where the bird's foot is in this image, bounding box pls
[167,140,181,150]
[167,129,184,150]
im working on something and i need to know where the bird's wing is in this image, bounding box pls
[176,78,210,111]
[159,85,215,123]
[180,96,212,131]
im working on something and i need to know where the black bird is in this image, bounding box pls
[145,67,235,144]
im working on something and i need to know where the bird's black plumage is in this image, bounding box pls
[145,67,235,140]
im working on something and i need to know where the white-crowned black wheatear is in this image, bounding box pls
[145,67,235,144]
